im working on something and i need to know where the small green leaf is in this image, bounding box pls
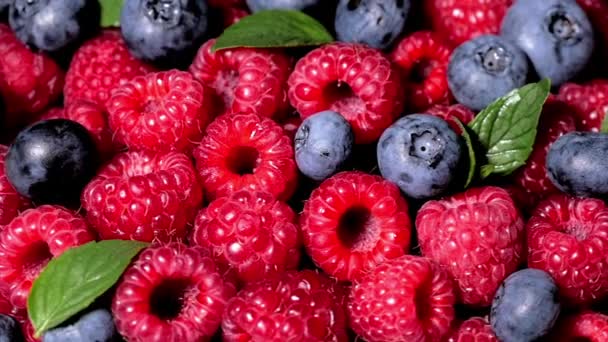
[469,79,551,178]
[454,118,477,188]
[28,240,148,337]
[601,107,608,133]
[213,10,334,51]
[100,0,123,27]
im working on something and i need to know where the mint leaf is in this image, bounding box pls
[454,118,477,188]
[213,10,334,51]
[601,107,608,133]
[28,240,148,337]
[100,0,122,27]
[468,79,551,178]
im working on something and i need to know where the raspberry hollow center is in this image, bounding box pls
[21,241,53,277]
[561,223,592,241]
[226,146,260,175]
[149,278,193,321]
[324,81,366,117]
[338,206,377,251]
[414,279,431,323]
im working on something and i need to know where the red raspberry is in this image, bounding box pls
[193,113,297,201]
[550,311,608,341]
[82,150,203,243]
[0,24,63,124]
[221,6,249,28]
[113,243,237,342]
[527,195,608,306]
[192,190,301,284]
[0,145,30,226]
[65,100,122,159]
[390,31,453,112]
[37,107,65,121]
[446,317,498,342]
[426,104,476,134]
[222,270,348,342]
[190,39,291,119]
[107,70,212,153]
[288,42,404,144]
[416,186,525,307]
[577,0,608,68]
[558,79,608,131]
[348,255,456,342]
[208,0,245,8]
[0,206,94,309]
[424,0,513,47]
[300,171,411,281]
[64,30,155,108]
[279,115,302,141]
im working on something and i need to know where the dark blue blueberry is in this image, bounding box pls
[501,0,594,87]
[447,34,529,111]
[546,131,608,197]
[120,0,208,68]
[377,114,462,199]
[9,0,100,53]
[5,119,98,206]
[0,314,23,342]
[295,110,354,181]
[246,0,320,12]
[490,269,560,342]
[335,0,410,50]
[43,309,117,342]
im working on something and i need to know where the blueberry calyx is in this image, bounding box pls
[409,130,444,168]
[477,45,511,74]
[547,7,582,44]
[143,0,182,27]
[13,0,48,18]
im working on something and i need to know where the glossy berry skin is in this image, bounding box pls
[120,0,208,68]
[0,314,22,342]
[558,79,608,131]
[112,243,238,342]
[416,186,525,307]
[246,0,319,11]
[377,114,462,199]
[194,113,298,201]
[546,132,608,197]
[43,309,117,342]
[527,195,608,306]
[82,150,202,243]
[192,190,301,284]
[448,34,528,111]
[0,206,94,309]
[334,0,410,50]
[5,119,98,206]
[501,0,594,87]
[0,145,29,226]
[288,42,404,144]
[301,171,411,281]
[425,104,476,134]
[446,317,498,342]
[9,0,99,53]
[550,311,608,341]
[294,110,354,181]
[490,269,560,342]
[348,255,456,342]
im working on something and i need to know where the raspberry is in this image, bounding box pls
[424,0,513,47]
[416,186,525,307]
[82,150,203,243]
[300,171,411,281]
[0,145,29,226]
[0,205,94,309]
[577,0,608,70]
[280,115,302,141]
[222,270,348,341]
[558,80,608,131]
[425,104,476,134]
[527,195,608,306]
[221,6,249,28]
[112,243,237,342]
[37,107,65,121]
[348,255,456,342]
[193,113,298,201]
[550,311,608,341]
[192,190,301,284]
[390,31,453,112]
[64,30,155,108]
[288,42,404,144]
[446,317,499,342]
[107,70,212,153]
[208,0,245,8]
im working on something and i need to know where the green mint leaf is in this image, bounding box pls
[454,118,477,188]
[213,10,334,51]
[100,0,122,27]
[28,240,148,337]
[468,79,551,178]
[601,107,608,133]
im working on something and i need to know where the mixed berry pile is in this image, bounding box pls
[0,0,606,341]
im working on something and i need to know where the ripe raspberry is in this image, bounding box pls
[82,150,203,243]
[37,107,65,121]
[221,6,249,28]
[222,270,348,341]
[65,100,122,159]
[64,30,155,108]
[113,243,237,342]
[0,24,63,124]
[424,0,513,47]
[288,42,404,144]
[0,205,94,309]
[300,171,411,281]
[107,70,212,153]
[416,186,525,307]
[208,0,245,8]
[426,104,476,134]
[577,0,608,68]
[550,311,608,341]
[527,195,608,306]
[0,145,29,226]
[390,31,452,112]
[192,190,301,284]
[558,80,608,131]
[446,317,499,342]
[280,115,302,141]
[348,255,456,342]
[193,113,298,201]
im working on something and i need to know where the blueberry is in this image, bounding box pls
[335,0,410,50]
[246,0,321,12]
[5,119,98,206]
[9,0,100,53]
[120,0,208,68]
[0,0,11,20]
[43,309,117,342]
[0,314,23,342]
[490,269,560,342]
[501,0,594,87]
[447,35,529,111]
[377,114,462,199]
